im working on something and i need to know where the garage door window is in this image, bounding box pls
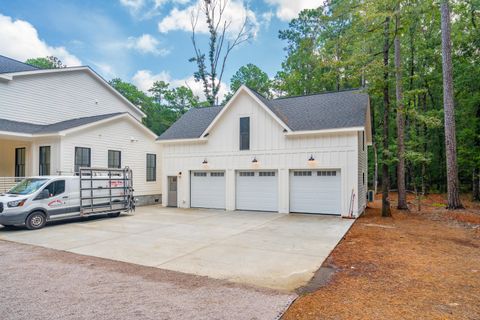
[293,171,311,176]
[210,172,224,177]
[259,171,275,176]
[318,170,336,176]
[239,171,254,177]
[193,172,207,177]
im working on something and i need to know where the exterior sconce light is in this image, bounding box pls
[308,154,315,162]
[202,159,208,164]
[252,157,258,163]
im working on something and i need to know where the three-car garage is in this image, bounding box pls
[188,169,342,215]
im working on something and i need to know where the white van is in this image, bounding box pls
[0,168,134,230]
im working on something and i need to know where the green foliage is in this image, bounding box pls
[224,64,272,102]
[25,56,66,69]
[108,78,204,135]
[274,0,480,194]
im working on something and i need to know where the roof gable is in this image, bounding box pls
[157,86,370,141]
[0,62,146,119]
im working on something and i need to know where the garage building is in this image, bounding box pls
[158,86,371,217]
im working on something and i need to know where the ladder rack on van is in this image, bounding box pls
[79,167,135,216]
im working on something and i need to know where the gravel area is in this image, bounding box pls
[0,240,296,320]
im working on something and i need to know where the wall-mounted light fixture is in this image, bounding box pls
[308,154,315,162]
[252,157,258,163]
[202,159,208,164]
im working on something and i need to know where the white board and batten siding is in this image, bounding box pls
[162,90,364,217]
[0,70,144,124]
[59,118,161,197]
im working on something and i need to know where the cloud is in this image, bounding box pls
[264,0,325,21]
[132,69,228,102]
[126,34,170,55]
[119,0,190,19]
[158,0,259,39]
[0,14,81,66]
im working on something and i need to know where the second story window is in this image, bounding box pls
[239,117,250,150]
[146,154,156,182]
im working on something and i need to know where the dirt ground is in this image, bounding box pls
[283,193,480,320]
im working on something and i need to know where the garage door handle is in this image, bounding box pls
[62,196,69,199]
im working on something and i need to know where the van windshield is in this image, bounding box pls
[7,178,49,195]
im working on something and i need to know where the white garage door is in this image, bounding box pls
[236,171,278,212]
[290,170,341,215]
[190,171,226,209]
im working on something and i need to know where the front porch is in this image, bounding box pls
[0,135,60,192]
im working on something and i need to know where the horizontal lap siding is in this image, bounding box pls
[0,71,143,124]
[60,118,161,196]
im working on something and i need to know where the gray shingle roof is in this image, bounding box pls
[0,55,38,74]
[268,89,369,131]
[157,88,369,140]
[158,89,368,140]
[0,113,123,135]
[157,106,223,140]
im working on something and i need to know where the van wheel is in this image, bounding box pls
[107,212,121,218]
[26,212,46,230]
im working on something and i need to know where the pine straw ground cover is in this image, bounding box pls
[283,193,480,320]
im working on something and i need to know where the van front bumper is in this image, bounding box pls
[0,212,27,226]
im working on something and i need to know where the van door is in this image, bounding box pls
[35,179,73,219]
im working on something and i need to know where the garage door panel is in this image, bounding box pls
[290,170,341,215]
[236,171,278,212]
[191,171,225,209]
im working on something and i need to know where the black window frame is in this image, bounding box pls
[239,117,250,150]
[74,147,91,174]
[146,153,156,182]
[108,150,122,169]
[15,147,26,177]
[39,146,51,176]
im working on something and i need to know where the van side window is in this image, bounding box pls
[44,180,65,197]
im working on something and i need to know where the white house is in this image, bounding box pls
[0,55,161,205]
[158,86,371,218]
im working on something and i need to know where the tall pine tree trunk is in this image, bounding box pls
[440,0,463,209]
[382,16,392,217]
[395,12,408,210]
[473,168,479,201]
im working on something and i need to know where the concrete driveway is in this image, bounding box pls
[0,206,354,291]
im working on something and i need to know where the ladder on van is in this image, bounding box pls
[79,167,135,216]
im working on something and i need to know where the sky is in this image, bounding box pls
[0,0,324,100]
